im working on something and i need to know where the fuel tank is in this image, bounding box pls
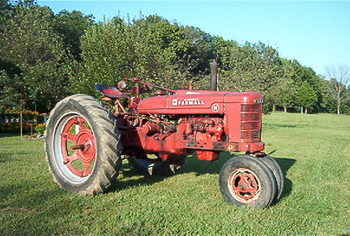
[136,90,263,114]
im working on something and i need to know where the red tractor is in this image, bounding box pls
[45,77,284,208]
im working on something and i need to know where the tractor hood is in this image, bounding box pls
[136,90,263,115]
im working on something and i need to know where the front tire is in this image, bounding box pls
[258,155,284,203]
[219,155,277,208]
[45,94,122,195]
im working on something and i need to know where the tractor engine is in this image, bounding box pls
[119,88,264,162]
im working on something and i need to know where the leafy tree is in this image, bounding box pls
[317,78,336,113]
[270,77,297,112]
[0,0,13,28]
[214,40,283,99]
[0,4,72,111]
[0,71,24,112]
[296,81,317,114]
[73,19,131,95]
[74,15,206,95]
[268,59,297,112]
[130,15,188,86]
[294,65,323,112]
[325,65,350,114]
[179,26,213,76]
[54,10,95,60]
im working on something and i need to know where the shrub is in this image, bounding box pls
[35,123,46,135]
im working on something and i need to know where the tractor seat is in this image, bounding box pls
[95,84,128,98]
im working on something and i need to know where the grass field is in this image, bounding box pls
[0,112,349,235]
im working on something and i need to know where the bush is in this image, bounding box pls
[35,123,46,135]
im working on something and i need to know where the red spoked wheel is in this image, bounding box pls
[52,113,98,184]
[228,168,261,203]
[45,94,122,194]
[60,115,96,178]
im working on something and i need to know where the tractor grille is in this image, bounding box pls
[241,104,262,112]
[241,113,260,121]
[240,104,262,142]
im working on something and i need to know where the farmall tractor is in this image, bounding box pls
[44,77,284,208]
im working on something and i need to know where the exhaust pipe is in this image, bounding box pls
[210,59,218,91]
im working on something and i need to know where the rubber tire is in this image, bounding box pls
[45,94,122,195]
[258,155,284,203]
[219,155,277,208]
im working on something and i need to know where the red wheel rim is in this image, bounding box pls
[60,115,96,177]
[228,168,261,202]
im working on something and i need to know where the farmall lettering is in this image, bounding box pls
[172,98,205,106]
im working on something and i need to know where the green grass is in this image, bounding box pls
[1,112,349,235]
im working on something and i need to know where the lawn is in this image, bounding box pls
[0,112,349,235]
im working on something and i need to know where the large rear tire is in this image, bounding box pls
[219,155,277,208]
[45,94,122,195]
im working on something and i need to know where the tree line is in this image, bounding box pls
[1,0,349,114]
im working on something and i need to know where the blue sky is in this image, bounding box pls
[38,0,350,76]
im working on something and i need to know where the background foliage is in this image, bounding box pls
[1,0,349,115]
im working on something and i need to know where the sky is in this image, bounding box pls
[38,0,350,76]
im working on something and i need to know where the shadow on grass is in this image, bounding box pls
[107,162,168,193]
[184,153,296,199]
[109,155,231,193]
[264,123,301,129]
[274,157,295,199]
[0,133,18,138]
[111,153,296,202]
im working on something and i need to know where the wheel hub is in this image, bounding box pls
[229,168,260,202]
[60,116,96,177]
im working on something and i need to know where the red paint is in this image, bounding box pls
[98,78,265,162]
[229,168,260,201]
[196,150,219,161]
[61,116,96,177]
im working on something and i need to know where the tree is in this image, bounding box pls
[214,40,283,99]
[0,4,72,111]
[325,65,350,114]
[0,0,12,25]
[54,10,94,60]
[270,77,297,112]
[0,71,23,112]
[296,81,317,114]
[268,59,298,112]
[73,15,207,95]
[179,25,213,75]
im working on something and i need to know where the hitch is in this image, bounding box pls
[246,151,267,158]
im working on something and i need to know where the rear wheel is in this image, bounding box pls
[219,155,277,208]
[45,94,122,195]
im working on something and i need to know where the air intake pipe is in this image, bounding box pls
[210,59,218,91]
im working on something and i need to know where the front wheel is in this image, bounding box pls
[219,155,277,208]
[258,155,284,203]
[45,94,122,195]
